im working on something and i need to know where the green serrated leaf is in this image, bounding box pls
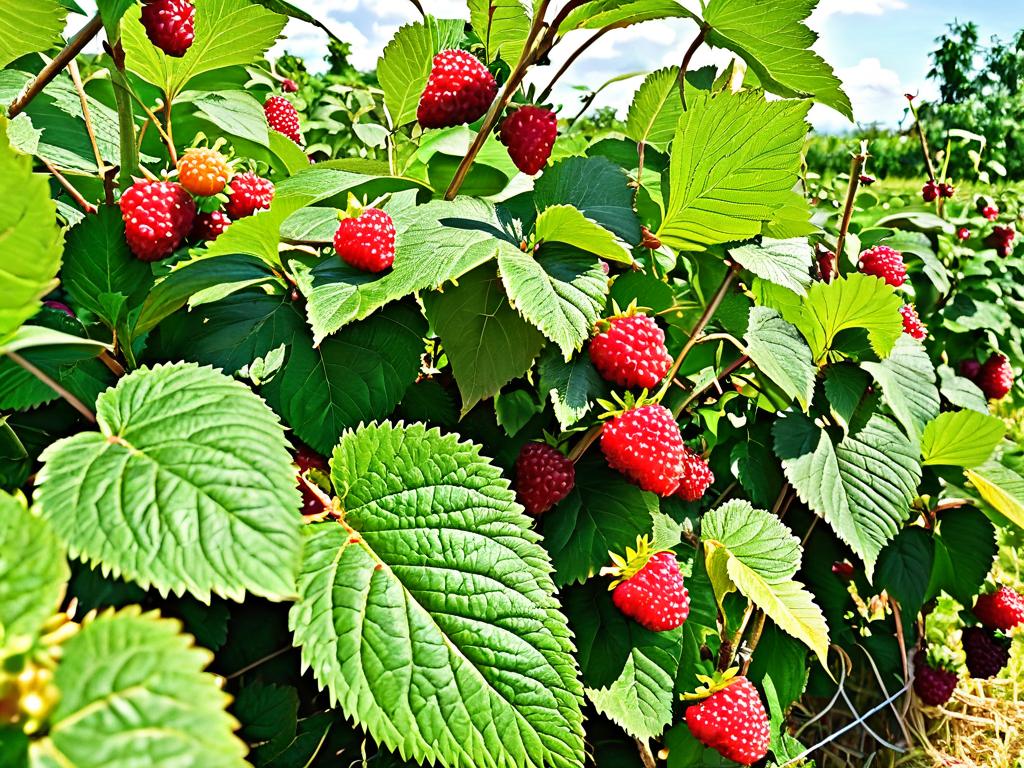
[930,506,996,605]
[291,422,585,768]
[744,306,815,410]
[921,410,1006,468]
[33,607,247,768]
[656,90,809,252]
[625,66,683,152]
[36,363,302,602]
[774,413,921,576]
[468,0,530,64]
[537,347,605,430]
[559,0,689,32]
[937,364,989,413]
[699,0,852,119]
[966,460,1024,530]
[534,157,641,245]
[0,491,67,643]
[0,0,66,69]
[862,335,940,441]
[795,273,904,361]
[730,238,814,296]
[533,205,632,264]
[187,90,271,146]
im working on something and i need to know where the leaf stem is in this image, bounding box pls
[832,140,869,273]
[740,610,766,674]
[567,423,602,463]
[107,36,140,190]
[7,350,95,423]
[67,60,105,177]
[7,13,103,119]
[635,739,657,768]
[41,159,97,214]
[536,25,616,105]
[677,25,709,107]
[906,96,937,181]
[718,600,755,671]
[674,354,750,417]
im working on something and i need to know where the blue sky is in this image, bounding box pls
[74,0,1024,132]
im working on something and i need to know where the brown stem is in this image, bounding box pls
[740,610,767,675]
[907,98,937,181]
[163,99,177,166]
[718,601,754,671]
[674,354,750,417]
[833,141,869,269]
[657,263,740,402]
[635,739,657,768]
[406,0,425,18]
[98,350,126,377]
[567,423,602,463]
[128,90,177,165]
[7,351,95,423]
[536,26,616,105]
[8,13,103,119]
[67,60,105,176]
[41,159,97,214]
[677,25,709,108]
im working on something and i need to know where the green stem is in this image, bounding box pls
[107,38,139,190]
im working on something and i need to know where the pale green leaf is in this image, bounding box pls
[586,647,677,740]
[32,607,247,768]
[36,363,302,602]
[967,461,1024,530]
[122,0,287,95]
[378,17,465,128]
[468,0,530,64]
[795,274,904,361]
[656,90,809,252]
[625,66,683,152]
[730,237,814,296]
[922,411,1006,468]
[862,335,940,440]
[559,0,689,32]
[187,90,270,146]
[0,491,67,643]
[774,413,921,575]
[0,118,64,343]
[533,205,632,264]
[290,422,585,768]
[744,306,815,410]
[533,157,641,245]
[700,0,852,119]
[0,0,66,69]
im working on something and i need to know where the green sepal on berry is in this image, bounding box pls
[600,534,668,589]
[680,667,742,701]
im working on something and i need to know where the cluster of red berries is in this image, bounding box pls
[140,0,195,57]
[985,224,1017,257]
[921,179,955,203]
[119,147,274,261]
[416,49,558,175]
[960,353,1015,401]
[858,244,906,287]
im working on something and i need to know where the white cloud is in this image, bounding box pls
[811,0,908,24]
[809,57,910,131]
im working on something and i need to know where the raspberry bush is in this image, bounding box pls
[1,1,1023,767]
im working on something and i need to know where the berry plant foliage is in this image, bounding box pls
[1,0,1023,767]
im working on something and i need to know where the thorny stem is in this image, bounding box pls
[833,141,869,273]
[7,351,96,423]
[41,159,96,214]
[7,13,103,119]
[68,60,105,177]
[677,25,709,107]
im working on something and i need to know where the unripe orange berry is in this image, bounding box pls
[177,147,231,197]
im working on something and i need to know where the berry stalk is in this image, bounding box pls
[6,351,96,424]
[833,140,870,272]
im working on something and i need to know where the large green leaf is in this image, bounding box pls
[122,0,287,95]
[290,422,585,768]
[795,274,904,361]
[498,243,608,360]
[701,500,829,664]
[966,460,1024,530]
[697,0,852,119]
[537,347,605,430]
[862,335,940,440]
[774,413,921,575]
[262,303,426,456]
[0,119,64,343]
[533,205,632,264]
[624,66,683,152]
[298,196,509,344]
[730,237,814,296]
[32,607,247,768]
[656,90,809,251]
[744,306,815,410]
[930,507,996,605]
[35,363,302,602]
[0,491,67,643]
[0,0,66,69]
[423,265,545,415]
[921,410,1006,468]
[533,157,641,245]
[468,0,531,64]
[377,16,465,128]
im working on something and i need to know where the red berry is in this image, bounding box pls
[957,227,970,241]
[140,0,195,57]
[119,181,196,262]
[985,225,1016,257]
[264,96,302,144]
[960,359,982,381]
[977,354,1014,401]
[225,172,274,219]
[685,677,770,765]
[589,314,672,389]
[417,49,498,129]
[676,448,714,502]
[858,245,906,287]
[922,180,939,202]
[514,442,574,516]
[939,182,955,199]
[601,404,685,496]
[281,78,299,93]
[294,443,327,474]
[611,550,689,632]
[962,627,1010,679]
[817,250,836,282]
[913,651,957,706]
[859,174,875,185]
[177,147,231,197]
[832,560,855,579]
[640,227,661,250]
[333,208,396,273]
[983,205,999,221]
[899,304,926,340]
[191,210,231,242]
[499,106,558,175]
[973,586,1024,630]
